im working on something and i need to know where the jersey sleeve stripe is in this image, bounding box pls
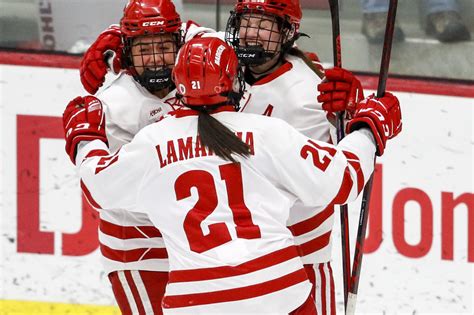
[85,149,109,158]
[100,243,168,262]
[343,150,365,194]
[168,245,299,283]
[100,219,163,239]
[288,205,334,237]
[331,166,354,204]
[162,268,308,309]
[81,180,102,210]
[295,231,332,257]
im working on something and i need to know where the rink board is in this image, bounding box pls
[0,54,473,314]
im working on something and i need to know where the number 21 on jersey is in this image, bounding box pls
[175,163,261,253]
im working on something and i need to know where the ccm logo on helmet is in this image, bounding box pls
[142,21,165,26]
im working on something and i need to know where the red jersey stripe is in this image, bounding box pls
[318,263,327,315]
[100,219,163,239]
[163,268,308,309]
[81,180,102,209]
[85,149,109,158]
[331,166,353,204]
[303,264,316,299]
[296,231,332,257]
[168,245,299,283]
[108,272,134,315]
[328,263,336,315]
[100,244,168,262]
[343,150,365,194]
[124,271,146,315]
[253,62,293,85]
[288,205,335,237]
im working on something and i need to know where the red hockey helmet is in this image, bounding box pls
[173,37,244,107]
[120,0,183,92]
[234,0,302,28]
[120,0,181,36]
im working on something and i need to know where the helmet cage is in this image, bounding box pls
[122,31,183,92]
[225,9,298,66]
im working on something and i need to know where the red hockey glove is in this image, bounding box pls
[80,25,123,94]
[347,92,402,156]
[63,96,108,164]
[317,67,364,118]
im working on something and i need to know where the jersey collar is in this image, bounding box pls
[172,105,236,118]
[250,61,293,86]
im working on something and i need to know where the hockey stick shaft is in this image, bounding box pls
[216,0,221,31]
[328,0,351,312]
[376,0,398,98]
[347,1,398,314]
[329,0,342,68]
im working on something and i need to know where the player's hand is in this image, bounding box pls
[317,67,364,118]
[80,25,123,94]
[63,96,108,163]
[347,92,402,156]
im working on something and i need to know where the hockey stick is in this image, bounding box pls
[216,0,221,31]
[346,1,398,314]
[328,0,351,311]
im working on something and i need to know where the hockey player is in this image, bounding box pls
[64,36,402,314]
[79,0,367,313]
[77,0,213,314]
[224,1,365,313]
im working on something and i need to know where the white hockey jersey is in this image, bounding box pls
[96,73,179,274]
[77,108,376,314]
[240,55,335,263]
[93,21,213,275]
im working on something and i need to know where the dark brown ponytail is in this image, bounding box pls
[197,108,251,163]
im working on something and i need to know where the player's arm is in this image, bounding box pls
[63,96,151,211]
[271,92,401,207]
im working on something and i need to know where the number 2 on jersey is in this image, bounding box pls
[175,163,261,253]
[301,139,337,171]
